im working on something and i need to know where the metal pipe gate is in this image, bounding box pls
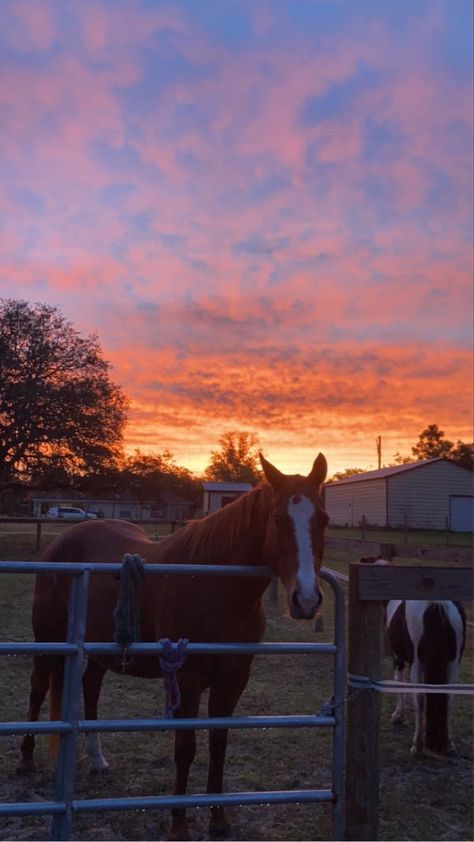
[0,561,345,840]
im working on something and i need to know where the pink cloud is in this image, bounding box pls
[0,1,471,473]
[6,0,57,52]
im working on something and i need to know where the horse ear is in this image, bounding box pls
[259,452,285,489]
[308,453,327,488]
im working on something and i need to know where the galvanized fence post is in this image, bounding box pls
[51,569,90,841]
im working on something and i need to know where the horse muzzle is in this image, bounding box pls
[289,587,323,620]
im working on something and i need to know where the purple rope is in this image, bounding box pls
[159,638,189,717]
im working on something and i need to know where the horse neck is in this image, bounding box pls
[173,484,271,566]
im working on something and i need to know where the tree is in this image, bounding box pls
[393,425,472,470]
[204,432,261,483]
[411,424,454,461]
[329,467,366,481]
[118,450,201,503]
[449,440,474,471]
[391,452,412,465]
[0,299,128,485]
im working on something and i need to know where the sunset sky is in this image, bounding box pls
[1,0,472,477]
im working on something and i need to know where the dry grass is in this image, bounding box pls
[0,532,472,841]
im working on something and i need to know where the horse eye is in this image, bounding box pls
[272,513,281,523]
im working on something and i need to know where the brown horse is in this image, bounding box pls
[19,452,328,840]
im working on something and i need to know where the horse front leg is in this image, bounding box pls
[17,656,55,774]
[83,658,109,771]
[207,719,231,838]
[168,683,201,842]
[206,659,252,838]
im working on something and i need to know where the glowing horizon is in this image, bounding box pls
[1,0,472,479]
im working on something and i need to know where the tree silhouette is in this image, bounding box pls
[0,299,128,485]
[204,432,261,483]
[411,424,454,460]
[330,467,366,481]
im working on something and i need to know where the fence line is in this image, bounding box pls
[344,562,473,841]
[0,561,346,842]
[347,674,474,695]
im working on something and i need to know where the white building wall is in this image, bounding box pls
[325,479,387,527]
[387,461,473,529]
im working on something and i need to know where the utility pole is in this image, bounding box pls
[376,436,382,469]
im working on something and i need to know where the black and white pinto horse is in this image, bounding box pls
[361,558,466,755]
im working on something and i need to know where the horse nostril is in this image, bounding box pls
[291,591,300,610]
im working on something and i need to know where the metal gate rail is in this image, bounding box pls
[0,562,345,840]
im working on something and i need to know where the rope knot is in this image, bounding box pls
[113,553,146,671]
[159,638,189,717]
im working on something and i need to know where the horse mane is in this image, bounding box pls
[176,482,272,564]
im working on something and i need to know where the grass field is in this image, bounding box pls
[0,527,472,841]
[0,519,472,558]
[327,525,473,548]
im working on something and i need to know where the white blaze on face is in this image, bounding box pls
[287,494,318,604]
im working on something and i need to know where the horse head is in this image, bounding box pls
[260,452,329,620]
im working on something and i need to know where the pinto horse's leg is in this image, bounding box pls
[206,658,253,838]
[167,680,201,842]
[391,662,406,724]
[410,659,424,755]
[17,656,55,774]
[83,659,109,771]
[445,659,459,755]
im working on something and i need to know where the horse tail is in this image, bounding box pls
[48,659,65,757]
[419,603,456,753]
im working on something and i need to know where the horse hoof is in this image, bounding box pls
[166,824,191,841]
[391,713,403,725]
[16,759,35,775]
[410,744,423,757]
[89,763,110,775]
[209,822,232,839]
[209,806,231,838]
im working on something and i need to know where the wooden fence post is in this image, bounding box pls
[344,564,385,841]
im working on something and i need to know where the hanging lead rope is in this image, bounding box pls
[159,638,189,717]
[113,553,146,671]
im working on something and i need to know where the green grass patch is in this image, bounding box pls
[328,525,473,547]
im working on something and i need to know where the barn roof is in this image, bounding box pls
[324,458,452,486]
[202,482,253,492]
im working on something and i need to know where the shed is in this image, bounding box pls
[202,482,253,515]
[324,459,473,531]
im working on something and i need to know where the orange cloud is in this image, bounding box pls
[1,1,471,474]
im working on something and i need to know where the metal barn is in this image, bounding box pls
[324,458,473,531]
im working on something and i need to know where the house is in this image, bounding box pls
[202,482,253,515]
[324,458,473,531]
[32,492,195,522]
